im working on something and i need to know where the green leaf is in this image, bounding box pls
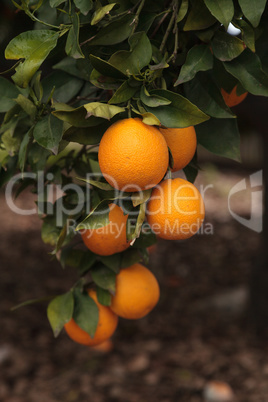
[91,3,117,25]
[42,71,84,103]
[90,68,123,90]
[63,123,109,145]
[73,289,99,338]
[120,247,142,268]
[89,14,134,46]
[60,247,85,268]
[76,202,110,231]
[184,72,235,118]
[47,292,74,337]
[52,104,104,127]
[50,0,66,7]
[143,89,209,128]
[211,31,245,61]
[18,128,32,172]
[174,45,213,85]
[109,80,138,104]
[196,117,240,161]
[15,94,37,120]
[183,0,217,31]
[177,0,189,22]
[77,177,115,191]
[223,49,268,96]
[109,32,152,76]
[74,0,93,15]
[34,114,63,153]
[99,254,121,273]
[65,13,84,59]
[96,287,111,306]
[131,189,152,207]
[140,86,171,107]
[54,57,92,80]
[203,0,234,28]
[0,77,20,112]
[237,20,255,53]
[238,0,267,28]
[84,102,125,120]
[41,216,61,246]
[183,164,198,183]
[127,202,146,242]
[91,264,116,293]
[5,30,59,88]
[89,55,127,79]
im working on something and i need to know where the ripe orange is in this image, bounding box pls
[81,203,130,256]
[146,178,205,240]
[64,289,118,346]
[159,126,197,172]
[221,85,248,107]
[98,118,169,192]
[110,263,160,319]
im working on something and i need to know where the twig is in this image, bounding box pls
[166,1,179,63]
[130,0,146,35]
[150,10,171,39]
[159,0,178,54]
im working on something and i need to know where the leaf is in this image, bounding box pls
[127,202,146,242]
[77,177,115,191]
[34,114,63,153]
[15,94,37,120]
[0,77,20,112]
[223,49,268,96]
[183,164,198,183]
[143,89,209,128]
[140,86,171,107]
[84,102,125,120]
[238,0,267,28]
[47,292,74,337]
[74,0,93,15]
[196,117,240,161]
[41,216,61,245]
[211,31,245,61]
[120,248,142,268]
[184,72,235,118]
[131,189,152,207]
[174,45,213,86]
[183,0,217,31]
[177,0,189,22]
[76,202,110,231]
[52,104,104,127]
[140,112,161,126]
[89,14,134,46]
[203,0,234,28]
[53,57,91,80]
[109,32,152,76]
[18,128,32,172]
[237,20,255,53]
[96,287,111,306]
[60,247,85,268]
[91,3,117,25]
[65,13,84,59]
[90,68,123,90]
[63,123,109,145]
[89,55,127,79]
[5,30,59,88]
[91,264,116,293]
[73,289,99,338]
[50,0,66,6]
[99,254,121,273]
[42,71,84,103]
[109,80,138,104]
[131,225,156,249]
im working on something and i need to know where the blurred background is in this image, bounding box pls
[0,2,267,401]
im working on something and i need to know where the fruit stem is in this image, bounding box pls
[127,100,132,118]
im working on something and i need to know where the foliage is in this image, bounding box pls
[1,0,268,338]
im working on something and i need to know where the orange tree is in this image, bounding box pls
[1,0,268,344]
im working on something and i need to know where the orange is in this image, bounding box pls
[146,178,205,240]
[221,85,248,107]
[110,263,160,319]
[81,203,130,256]
[98,118,169,192]
[64,289,118,346]
[91,338,114,352]
[159,126,197,172]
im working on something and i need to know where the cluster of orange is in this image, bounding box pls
[64,118,205,348]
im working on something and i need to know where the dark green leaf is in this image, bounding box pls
[89,55,127,79]
[18,129,31,172]
[183,0,217,31]
[41,216,61,246]
[15,94,37,120]
[237,20,255,53]
[73,289,99,338]
[183,164,198,183]
[238,0,267,28]
[42,71,84,103]
[184,72,235,118]
[0,77,20,112]
[212,31,245,61]
[177,0,189,22]
[99,254,121,273]
[5,30,59,88]
[223,49,268,96]
[131,225,156,249]
[143,89,209,128]
[63,123,109,144]
[53,57,92,80]
[74,0,93,15]
[65,13,84,59]
[96,287,111,306]
[175,45,213,85]
[109,32,152,76]
[90,68,123,90]
[91,264,116,293]
[47,292,74,337]
[196,117,240,161]
[89,14,134,46]
[79,251,98,275]
[109,80,138,104]
[50,0,66,6]
[203,0,234,28]
[140,86,171,107]
[76,202,110,231]
[60,248,85,268]
[52,104,104,127]
[120,247,142,268]
[33,114,63,153]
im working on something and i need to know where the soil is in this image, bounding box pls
[0,166,267,402]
